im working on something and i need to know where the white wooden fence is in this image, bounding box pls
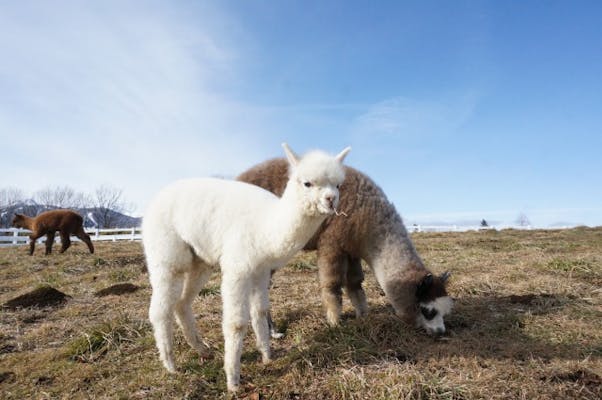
[0,224,573,247]
[0,227,142,247]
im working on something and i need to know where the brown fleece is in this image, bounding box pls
[238,158,448,325]
[12,209,95,255]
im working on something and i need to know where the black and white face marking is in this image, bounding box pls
[416,296,454,336]
[420,306,438,321]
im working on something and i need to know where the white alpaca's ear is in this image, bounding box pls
[282,143,299,167]
[335,146,351,163]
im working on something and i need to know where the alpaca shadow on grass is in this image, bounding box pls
[188,292,601,396]
[265,292,600,376]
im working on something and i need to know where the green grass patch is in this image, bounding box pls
[288,260,316,271]
[94,257,108,267]
[546,258,594,273]
[199,285,220,297]
[65,318,150,362]
[108,268,138,283]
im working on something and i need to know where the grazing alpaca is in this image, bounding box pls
[12,210,95,255]
[142,144,350,392]
[238,159,453,335]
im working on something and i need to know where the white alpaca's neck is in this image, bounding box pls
[262,182,325,261]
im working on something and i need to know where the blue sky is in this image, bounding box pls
[1,1,601,227]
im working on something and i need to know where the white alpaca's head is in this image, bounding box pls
[415,272,453,336]
[282,143,350,217]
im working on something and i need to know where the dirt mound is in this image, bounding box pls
[507,293,558,305]
[94,283,140,297]
[2,286,70,310]
[0,371,16,384]
[544,369,602,392]
[548,369,601,384]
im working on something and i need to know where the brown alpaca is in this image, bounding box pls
[238,159,453,335]
[12,210,95,256]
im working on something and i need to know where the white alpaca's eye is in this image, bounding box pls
[304,182,312,188]
[336,184,340,189]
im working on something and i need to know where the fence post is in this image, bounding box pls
[13,229,18,245]
[131,227,136,241]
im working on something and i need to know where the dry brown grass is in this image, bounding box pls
[1,228,601,399]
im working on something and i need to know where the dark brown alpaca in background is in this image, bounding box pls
[12,210,95,255]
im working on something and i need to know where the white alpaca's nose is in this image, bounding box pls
[324,193,339,210]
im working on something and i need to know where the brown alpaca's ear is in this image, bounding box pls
[11,215,21,227]
[416,274,433,299]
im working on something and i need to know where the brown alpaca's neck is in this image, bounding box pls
[18,216,35,230]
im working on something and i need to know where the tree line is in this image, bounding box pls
[0,185,136,229]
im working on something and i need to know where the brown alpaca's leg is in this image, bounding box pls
[45,232,56,255]
[75,228,94,254]
[266,270,284,339]
[28,233,44,256]
[59,232,71,253]
[345,257,369,318]
[317,249,347,326]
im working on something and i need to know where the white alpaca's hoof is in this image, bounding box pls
[270,331,285,339]
[227,383,240,392]
[163,362,177,374]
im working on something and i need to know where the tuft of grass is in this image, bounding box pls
[94,257,108,266]
[199,285,220,297]
[65,317,150,362]
[546,258,594,273]
[288,260,316,271]
[108,269,138,283]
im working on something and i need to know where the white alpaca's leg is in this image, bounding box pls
[221,271,251,392]
[175,265,212,358]
[149,271,184,373]
[250,270,272,363]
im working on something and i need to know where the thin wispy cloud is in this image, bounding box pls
[353,95,478,138]
[0,2,277,213]
[349,95,478,159]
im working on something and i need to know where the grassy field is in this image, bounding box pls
[1,228,601,399]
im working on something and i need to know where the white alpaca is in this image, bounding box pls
[142,143,350,392]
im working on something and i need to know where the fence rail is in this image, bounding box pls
[0,227,142,247]
[0,224,575,247]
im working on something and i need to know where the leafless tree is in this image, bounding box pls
[516,212,531,227]
[91,184,133,228]
[0,187,25,208]
[34,186,87,209]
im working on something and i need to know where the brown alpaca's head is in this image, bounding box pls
[11,214,26,229]
[415,272,453,336]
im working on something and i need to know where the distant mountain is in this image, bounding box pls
[0,202,141,229]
